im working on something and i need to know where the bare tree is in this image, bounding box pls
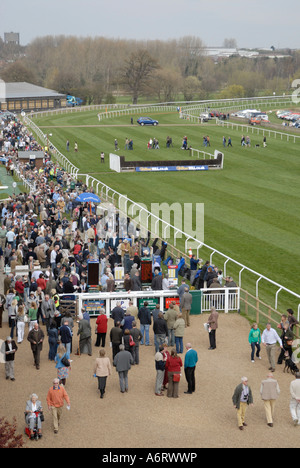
[223,38,238,49]
[0,61,36,83]
[182,76,202,101]
[146,68,182,102]
[121,49,158,104]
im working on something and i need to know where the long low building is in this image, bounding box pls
[0,81,66,113]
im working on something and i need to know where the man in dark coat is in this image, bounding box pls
[131,271,142,291]
[77,315,92,355]
[198,260,209,289]
[110,322,123,361]
[153,312,168,352]
[151,271,163,290]
[113,344,134,393]
[27,323,44,369]
[111,302,125,326]
[138,302,152,346]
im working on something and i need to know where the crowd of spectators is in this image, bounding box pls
[0,116,175,338]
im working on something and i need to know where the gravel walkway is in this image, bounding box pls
[0,312,299,449]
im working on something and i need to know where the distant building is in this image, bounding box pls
[202,47,259,61]
[0,82,67,112]
[4,32,20,46]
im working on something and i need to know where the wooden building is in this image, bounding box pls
[17,151,45,170]
[0,82,66,113]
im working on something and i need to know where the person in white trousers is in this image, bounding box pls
[17,306,26,343]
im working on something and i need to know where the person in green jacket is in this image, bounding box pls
[28,302,38,331]
[248,323,261,363]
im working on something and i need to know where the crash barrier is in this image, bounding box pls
[109,151,224,173]
[61,287,240,318]
[216,119,300,143]
[22,114,300,320]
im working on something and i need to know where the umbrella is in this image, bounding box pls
[75,193,101,203]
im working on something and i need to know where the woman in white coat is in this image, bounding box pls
[25,393,43,440]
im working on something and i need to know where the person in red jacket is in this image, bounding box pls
[15,277,25,298]
[36,273,47,291]
[95,308,108,347]
[165,349,183,398]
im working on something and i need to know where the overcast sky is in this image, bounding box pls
[1,0,299,49]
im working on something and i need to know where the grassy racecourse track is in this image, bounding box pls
[34,109,300,310]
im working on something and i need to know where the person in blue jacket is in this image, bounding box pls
[184,343,198,394]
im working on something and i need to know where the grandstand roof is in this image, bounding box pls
[2,82,65,99]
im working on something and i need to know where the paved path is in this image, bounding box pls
[0,312,299,448]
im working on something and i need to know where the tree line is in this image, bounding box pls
[0,35,300,104]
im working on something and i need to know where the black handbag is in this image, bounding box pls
[61,355,70,367]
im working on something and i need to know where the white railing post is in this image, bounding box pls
[224,289,229,313]
[256,277,262,298]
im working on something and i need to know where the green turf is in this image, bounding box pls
[32,110,300,311]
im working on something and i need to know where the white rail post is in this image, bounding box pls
[224,289,229,313]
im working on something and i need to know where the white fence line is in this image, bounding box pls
[216,119,300,143]
[27,94,294,120]
[182,97,294,116]
[22,114,300,316]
